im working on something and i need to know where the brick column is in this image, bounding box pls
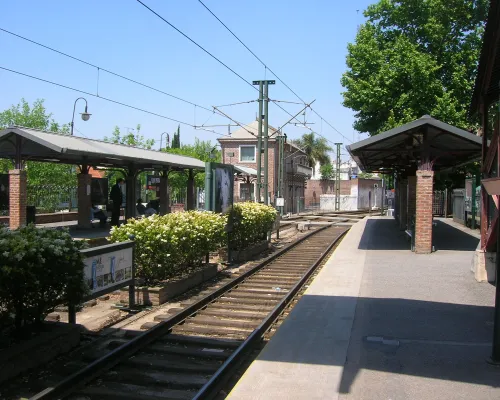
[415,170,434,254]
[407,176,417,230]
[77,173,92,229]
[399,179,407,230]
[159,171,170,215]
[9,169,27,230]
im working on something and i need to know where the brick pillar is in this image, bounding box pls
[186,169,195,211]
[415,170,434,254]
[159,171,170,215]
[77,173,92,229]
[399,179,407,230]
[407,176,417,230]
[9,169,27,230]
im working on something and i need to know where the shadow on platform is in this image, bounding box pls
[256,294,498,394]
[358,218,479,251]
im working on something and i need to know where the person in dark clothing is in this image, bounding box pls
[90,204,108,227]
[136,198,146,216]
[110,178,124,226]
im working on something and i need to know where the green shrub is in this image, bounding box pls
[228,202,277,250]
[0,225,88,332]
[109,211,226,284]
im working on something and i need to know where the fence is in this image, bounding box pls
[27,185,78,213]
[452,189,465,225]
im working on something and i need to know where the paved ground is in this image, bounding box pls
[227,216,499,400]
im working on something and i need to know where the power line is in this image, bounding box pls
[0,27,216,114]
[0,66,231,138]
[135,0,313,133]
[196,0,351,143]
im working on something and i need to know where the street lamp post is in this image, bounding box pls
[160,132,169,151]
[71,97,91,136]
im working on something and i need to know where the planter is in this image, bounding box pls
[0,322,80,384]
[120,263,218,306]
[220,240,269,263]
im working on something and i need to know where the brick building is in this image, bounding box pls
[218,121,312,213]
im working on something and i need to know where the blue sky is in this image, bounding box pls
[0,0,372,156]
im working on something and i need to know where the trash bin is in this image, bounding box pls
[26,206,36,225]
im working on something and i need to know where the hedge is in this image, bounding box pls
[109,211,226,284]
[228,202,277,250]
[0,225,88,333]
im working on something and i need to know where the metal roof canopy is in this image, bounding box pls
[346,116,482,173]
[0,126,205,171]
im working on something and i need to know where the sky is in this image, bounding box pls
[0,0,372,158]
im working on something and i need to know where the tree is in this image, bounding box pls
[171,125,181,149]
[320,163,334,180]
[294,132,332,175]
[341,0,488,136]
[165,139,220,190]
[104,124,155,149]
[0,99,75,188]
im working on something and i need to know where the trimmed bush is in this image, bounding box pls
[228,202,277,250]
[109,211,226,284]
[0,225,88,333]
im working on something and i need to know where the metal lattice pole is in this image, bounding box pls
[335,143,342,211]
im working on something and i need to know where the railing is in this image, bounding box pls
[286,163,313,177]
[27,185,78,213]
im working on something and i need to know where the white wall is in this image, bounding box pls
[320,194,358,211]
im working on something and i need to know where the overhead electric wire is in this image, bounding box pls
[135,0,314,133]
[196,0,351,143]
[0,66,231,138]
[0,28,217,115]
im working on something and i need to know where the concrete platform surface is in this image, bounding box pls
[227,217,499,400]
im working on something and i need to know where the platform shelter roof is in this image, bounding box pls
[0,126,205,170]
[346,116,482,173]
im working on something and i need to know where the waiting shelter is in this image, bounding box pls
[0,126,205,230]
[347,115,482,253]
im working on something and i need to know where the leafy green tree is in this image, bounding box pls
[341,0,488,136]
[294,132,332,175]
[0,99,75,188]
[104,124,155,149]
[320,163,334,180]
[171,125,181,149]
[165,139,220,190]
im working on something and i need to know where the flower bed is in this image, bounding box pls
[228,202,277,251]
[109,211,226,285]
[0,225,88,334]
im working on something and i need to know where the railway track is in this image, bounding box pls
[29,224,348,400]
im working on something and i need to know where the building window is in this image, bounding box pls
[239,145,256,162]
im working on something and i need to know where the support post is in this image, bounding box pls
[159,168,170,215]
[125,167,137,221]
[187,169,195,210]
[256,82,264,202]
[9,169,27,230]
[263,81,269,205]
[334,143,342,211]
[77,167,92,229]
[415,170,434,254]
[481,104,489,250]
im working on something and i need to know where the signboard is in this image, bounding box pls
[91,178,108,205]
[276,197,285,207]
[0,174,8,210]
[80,241,134,298]
[147,175,161,194]
[205,162,234,214]
[386,190,395,200]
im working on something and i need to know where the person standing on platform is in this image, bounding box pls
[110,178,124,226]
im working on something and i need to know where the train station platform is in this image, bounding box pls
[227,216,499,400]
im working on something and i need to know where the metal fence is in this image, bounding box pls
[27,185,78,213]
[452,189,465,225]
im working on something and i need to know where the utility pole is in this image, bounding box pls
[253,80,275,204]
[335,143,342,211]
[276,130,286,216]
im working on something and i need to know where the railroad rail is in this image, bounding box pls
[30,224,348,400]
